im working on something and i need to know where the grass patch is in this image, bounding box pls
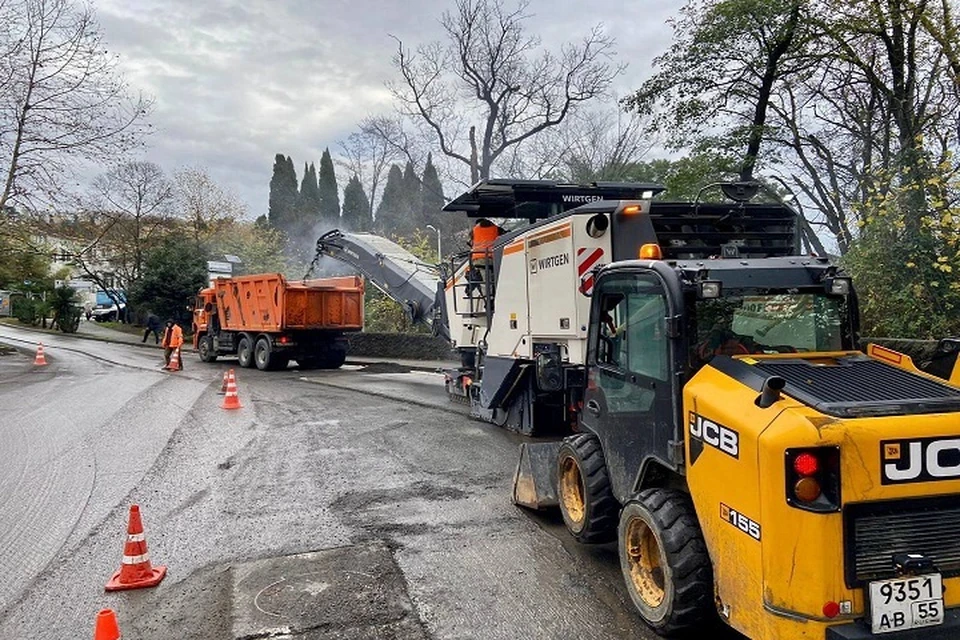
[97,321,147,336]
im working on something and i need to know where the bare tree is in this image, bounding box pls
[390,0,622,184]
[70,161,171,317]
[625,0,812,183]
[173,167,245,245]
[337,116,406,216]
[764,0,960,253]
[0,0,151,213]
[497,107,654,181]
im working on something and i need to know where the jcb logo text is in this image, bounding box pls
[689,413,739,459]
[881,437,960,484]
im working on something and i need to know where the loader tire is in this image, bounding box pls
[237,334,254,368]
[618,489,714,635]
[557,433,618,543]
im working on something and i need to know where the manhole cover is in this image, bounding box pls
[231,542,427,639]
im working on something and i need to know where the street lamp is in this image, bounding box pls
[426,224,442,262]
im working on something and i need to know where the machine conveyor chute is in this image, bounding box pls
[312,230,449,340]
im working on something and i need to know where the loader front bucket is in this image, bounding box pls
[512,441,562,510]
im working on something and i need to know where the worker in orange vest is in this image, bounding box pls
[470,218,502,264]
[466,218,503,297]
[161,319,184,370]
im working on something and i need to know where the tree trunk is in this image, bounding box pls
[469,126,480,183]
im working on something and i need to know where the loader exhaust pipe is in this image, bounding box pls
[756,376,786,408]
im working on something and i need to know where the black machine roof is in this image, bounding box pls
[442,179,666,220]
[606,256,839,290]
[446,179,827,260]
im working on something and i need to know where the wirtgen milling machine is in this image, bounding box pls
[315,180,960,639]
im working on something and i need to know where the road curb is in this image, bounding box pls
[1,320,453,371]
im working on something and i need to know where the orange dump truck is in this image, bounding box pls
[192,273,364,370]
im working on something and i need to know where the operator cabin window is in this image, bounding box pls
[598,280,668,382]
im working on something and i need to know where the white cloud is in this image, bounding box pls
[93,0,681,217]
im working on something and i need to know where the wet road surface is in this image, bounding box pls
[0,326,740,639]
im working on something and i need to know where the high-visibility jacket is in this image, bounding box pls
[162,324,183,348]
[471,221,500,261]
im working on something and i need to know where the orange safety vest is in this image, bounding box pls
[471,222,500,261]
[162,324,183,348]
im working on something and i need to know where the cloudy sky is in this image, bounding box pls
[95,0,681,217]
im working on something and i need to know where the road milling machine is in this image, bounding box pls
[313,179,960,639]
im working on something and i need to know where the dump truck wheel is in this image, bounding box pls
[198,336,217,363]
[296,358,320,370]
[557,433,618,543]
[254,336,273,371]
[319,347,347,369]
[619,489,713,635]
[237,335,254,368]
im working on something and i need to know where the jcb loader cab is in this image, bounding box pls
[517,249,960,639]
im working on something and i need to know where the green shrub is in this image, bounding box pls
[13,297,36,325]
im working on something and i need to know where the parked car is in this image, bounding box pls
[91,303,125,322]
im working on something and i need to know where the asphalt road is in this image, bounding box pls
[0,325,734,639]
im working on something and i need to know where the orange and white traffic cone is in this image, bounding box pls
[34,342,47,366]
[221,369,242,410]
[105,504,167,591]
[218,370,229,394]
[92,608,121,640]
[163,348,180,372]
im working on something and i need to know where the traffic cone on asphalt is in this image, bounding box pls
[33,342,47,366]
[93,608,121,640]
[105,504,167,591]
[218,370,229,394]
[163,348,181,372]
[221,369,242,410]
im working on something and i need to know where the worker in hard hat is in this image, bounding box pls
[470,218,502,265]
[465,218,504,300]
[161,318,184,370]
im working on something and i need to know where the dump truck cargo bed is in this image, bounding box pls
[213,274,364,333]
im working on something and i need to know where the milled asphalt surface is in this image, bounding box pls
[0,320,739,640]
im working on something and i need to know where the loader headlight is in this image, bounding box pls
[698,280,722,299]
[826,277,851,296]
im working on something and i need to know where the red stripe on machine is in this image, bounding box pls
[577,247,603,276]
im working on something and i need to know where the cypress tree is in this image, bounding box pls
[298,162,322,232]
[317,148,340,225]
[268,154,298,233]
[400,160,423,236]
[421,153,445,223]
[376,164,405,235]
[342,175,372,231]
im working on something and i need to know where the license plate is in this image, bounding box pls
[869,573,943,634]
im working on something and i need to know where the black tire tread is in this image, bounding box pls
[625,488,714,635]
[558,433,618,543]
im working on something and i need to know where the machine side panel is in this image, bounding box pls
[487,238,531,358]
[444,262,473,349]
[526,222,577,339]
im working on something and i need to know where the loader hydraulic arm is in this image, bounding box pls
[311,230,450,341]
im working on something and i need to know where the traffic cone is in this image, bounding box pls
[93,608,121,640]
[163,348,181,372]
[34,342,47,366]
[221,369,242,410]
[105,504,167,591]
[218,370,229,394]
